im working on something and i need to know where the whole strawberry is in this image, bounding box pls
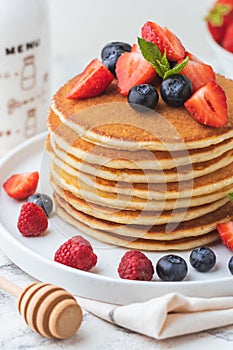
[17,202,48,237]
[118,250,154,281]
[54,235,97,271]
[206,0,233,44]
[222,20,233,52]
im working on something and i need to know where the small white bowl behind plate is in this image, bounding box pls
[205,24,233,79]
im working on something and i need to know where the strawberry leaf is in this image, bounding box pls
[205,4,232,26]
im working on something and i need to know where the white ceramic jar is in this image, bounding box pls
[0,0,50,156]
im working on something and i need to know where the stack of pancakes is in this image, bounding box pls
[46,74,233,251]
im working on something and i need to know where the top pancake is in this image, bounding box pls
[51,74,233,151]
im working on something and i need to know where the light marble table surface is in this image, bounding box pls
[1,55,233,350]
[1,249,233,350]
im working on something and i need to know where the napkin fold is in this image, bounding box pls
[76,293,233,339]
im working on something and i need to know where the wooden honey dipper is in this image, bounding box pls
[0,276,83,339]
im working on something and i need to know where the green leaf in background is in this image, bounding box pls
[205,4,232,26]
[228,193,233,201]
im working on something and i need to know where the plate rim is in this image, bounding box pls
[1,131,233,304]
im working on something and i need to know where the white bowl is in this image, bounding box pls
[205,24,233,79]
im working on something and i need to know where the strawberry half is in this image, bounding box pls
[3,171,39,200]
[66,58,114,99]
[115,50,156,96]
[141,21,185,61]
[184,80,227,127]
[217,222,233,250]
[131,43,141,53]
[179,52,216,91]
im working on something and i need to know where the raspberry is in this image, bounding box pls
[118,250,154,281]
[17,202,48,237]
[54,235,97,271]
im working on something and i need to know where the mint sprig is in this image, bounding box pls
[137,37,189,79]
[228,193,233,201]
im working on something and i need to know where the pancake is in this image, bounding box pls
[51,74,233,151]
[47,143,233,205]
[48,111,233,170]
[50,174,229,225]
[53,188,233,241]
[51,158,233,201]
[47,136,233,184]
[54,199,220,251]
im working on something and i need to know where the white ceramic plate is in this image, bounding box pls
[0,132,233,304]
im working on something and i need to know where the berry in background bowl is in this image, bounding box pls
[205,0,233,78]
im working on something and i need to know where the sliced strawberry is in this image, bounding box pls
[141,21,185,61]
[222,21,233,52]
[66,58,114,99]
[115,51,156,96]
[179,52,216,91]
[3,171,39,200]
[184,80,227,127]
[217,221,233,250]
[131,43,141,53]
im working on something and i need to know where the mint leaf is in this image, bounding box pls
[164,57,189,79]
[228,193,233,201]
[138,37,165,78]
[161,52,170,71]
[138,37,162,61]
[138,37,189,79]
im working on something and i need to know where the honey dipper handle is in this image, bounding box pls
[0,276,23,297]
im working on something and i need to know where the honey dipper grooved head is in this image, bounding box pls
[17,282,83,339]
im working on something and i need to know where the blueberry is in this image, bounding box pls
[160,74,193,107]
[156,254,188,281]
[189,246,216,272]
[228,256,233,274]
[27,193,53,216]
[101,41,131,60]
[101,41,131,76]
[128,84,159,112]
[102,49,125,76]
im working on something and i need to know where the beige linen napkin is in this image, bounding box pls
[77,293,233,339]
